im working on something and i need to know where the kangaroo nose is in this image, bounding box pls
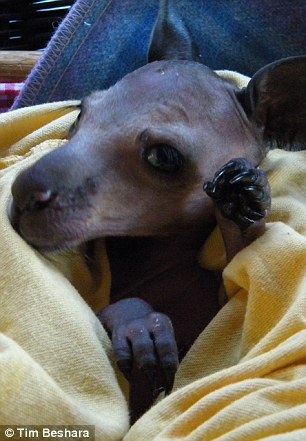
[24,189,54,211]
[11,166,56,215]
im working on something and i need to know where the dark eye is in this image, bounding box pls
[144,144,184,174]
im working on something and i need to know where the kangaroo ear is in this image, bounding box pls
[148,0,199,63]
[237,56,306,151]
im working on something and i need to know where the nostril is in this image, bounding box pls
[33,190,53,203]
[12,185,56,214]
[26,190,57,212]
[11,156,61,216]
[9,188,57,235]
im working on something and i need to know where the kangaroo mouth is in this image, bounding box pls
[8,198,92,254]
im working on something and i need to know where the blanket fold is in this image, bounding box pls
[1,71,306,440]
[125,162,306,439]
[0,103,129,439]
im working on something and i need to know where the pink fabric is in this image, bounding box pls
[0,83,24,113]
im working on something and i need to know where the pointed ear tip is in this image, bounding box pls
[147,0,198,63]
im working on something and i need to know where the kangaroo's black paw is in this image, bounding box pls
[203,158,271,230]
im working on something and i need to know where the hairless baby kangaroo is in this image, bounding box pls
[10,0,306,423]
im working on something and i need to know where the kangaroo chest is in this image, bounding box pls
[105,235,220,358]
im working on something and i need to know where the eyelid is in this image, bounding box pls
[138,128,176,147]
[138,128,154,144]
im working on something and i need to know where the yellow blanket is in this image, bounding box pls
[0,71,306,440]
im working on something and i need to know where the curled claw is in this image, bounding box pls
[212,158,248,183]
[230,170,259,185]
[162,366,177,395]
[203,180,223,201]
[243,186,265,202]
[204,157,271,231]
